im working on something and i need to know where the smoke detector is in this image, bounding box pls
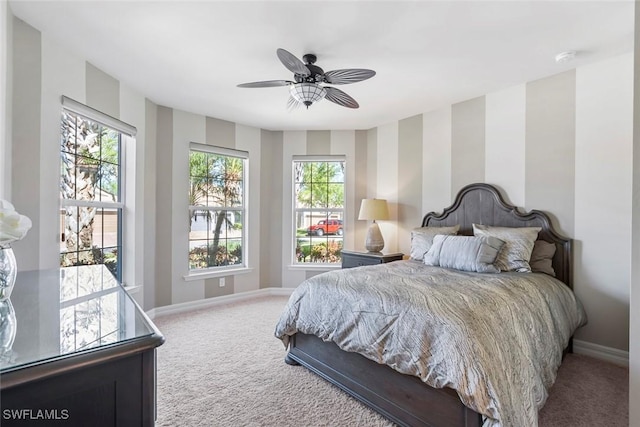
[555,51,577,63]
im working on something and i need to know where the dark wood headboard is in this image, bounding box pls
[422,183,572,289]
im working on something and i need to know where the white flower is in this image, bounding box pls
[0,200,32,246]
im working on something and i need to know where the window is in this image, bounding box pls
[188,144,247,271]
[59,98,134,282]
[293,158,345,264]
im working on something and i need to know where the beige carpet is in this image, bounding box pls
[154,296,628,427]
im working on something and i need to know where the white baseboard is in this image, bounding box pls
[267,287,296,296]
[573,339,629,367]
[146,287,294,319]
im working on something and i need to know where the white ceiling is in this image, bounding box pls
[8,0,635,131]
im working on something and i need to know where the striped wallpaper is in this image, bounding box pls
[365,53,633,351]
[8,12,634,354]
[273,58,631,352]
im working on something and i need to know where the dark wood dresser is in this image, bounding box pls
[341,250,404,269]
[0,265,164,426]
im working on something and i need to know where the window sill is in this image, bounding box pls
[288,264,342,271]
[183,267,253,282]
[123,284,142,295]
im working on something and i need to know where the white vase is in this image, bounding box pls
[0,246,17,301]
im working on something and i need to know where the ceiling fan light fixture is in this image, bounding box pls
[289,83,327,108]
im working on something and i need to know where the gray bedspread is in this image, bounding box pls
[274,260,586,427]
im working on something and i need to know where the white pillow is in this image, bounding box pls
[409,225,460,261]
[472,224,541,272]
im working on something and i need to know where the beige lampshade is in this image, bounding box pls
[358,199,389,221]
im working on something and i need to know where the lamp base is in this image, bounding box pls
[365,222,385,253]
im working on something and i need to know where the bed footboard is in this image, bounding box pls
[287,333,483,427]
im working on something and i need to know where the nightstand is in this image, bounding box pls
[341,250,404,269]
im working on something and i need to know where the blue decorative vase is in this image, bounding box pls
[0,246,17,301]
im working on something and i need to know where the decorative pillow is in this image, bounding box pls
[472,224,541,272]
[423,235,505,273]
[530,240,556,277]
[410,225,460,261]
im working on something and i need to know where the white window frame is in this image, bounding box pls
[59,96,136,283]
[187,143,248,275]
[292,155,346,266]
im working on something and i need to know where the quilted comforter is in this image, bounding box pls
[274,260,586,427]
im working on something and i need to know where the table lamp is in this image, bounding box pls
[358,199,389,252]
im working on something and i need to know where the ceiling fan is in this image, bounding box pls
[237,48,376,109]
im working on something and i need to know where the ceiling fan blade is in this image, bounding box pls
[237,80,293,88]
[277,48,310,76]
[323,69,376,85]
[324,87,359,109]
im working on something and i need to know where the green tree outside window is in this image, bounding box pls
[189,148,246,270]
[294,160,345,264]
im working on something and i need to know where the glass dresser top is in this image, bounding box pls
[0,265,157,372]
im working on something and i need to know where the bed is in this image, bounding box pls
[274,183,586,427]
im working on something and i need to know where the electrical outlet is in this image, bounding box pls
[219,277,225,287]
